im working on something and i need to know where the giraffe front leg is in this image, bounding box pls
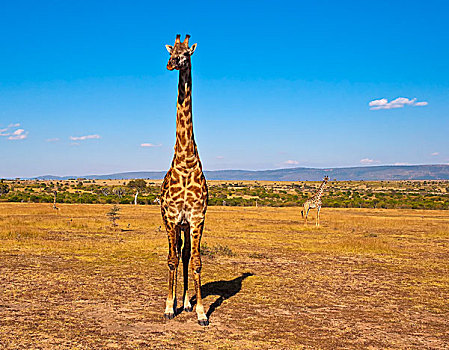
[316,207,321,227]
[164,225,180,320]
[190,222,208,326]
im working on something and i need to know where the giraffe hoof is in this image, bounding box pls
[198,318,209,326]
[184,306,193,312]
[164,312,175,320]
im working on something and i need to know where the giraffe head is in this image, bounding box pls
[165,34,197,71]
[323,176,329,182]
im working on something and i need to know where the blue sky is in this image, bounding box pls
[1,0,448,178]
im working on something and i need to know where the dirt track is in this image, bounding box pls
[1,204,448,349]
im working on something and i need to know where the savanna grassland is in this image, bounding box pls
[1,202,448,349]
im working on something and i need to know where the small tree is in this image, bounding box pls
[107,205,120,227]
[127,179,147,193]
[101,187,110,196]
[113,187,125,198]
[0,181,9,195]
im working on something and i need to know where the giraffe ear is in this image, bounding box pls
[165,45,173,54]
[189,43,197,55]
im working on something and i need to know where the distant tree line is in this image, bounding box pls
[0,180,448,210]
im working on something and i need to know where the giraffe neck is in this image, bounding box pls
[313,181,327,200]
[172,66,200,170]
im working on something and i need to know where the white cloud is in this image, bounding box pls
[394,162,410,165]
[8,129,28,140]
[369,98,388,108]
[284,160,299,165]
[0,123,28,140]
[70,134,101,141]
[431,152,439,156]
[414,101,428,106]
[369,97,428,110]
[216,155,224,159]
[9,134,28,140]
[141,143,162,147]
[46,138,60,142]
[360,158,380,165]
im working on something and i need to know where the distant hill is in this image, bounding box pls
[31,165,449,181]
[34,171,168,181]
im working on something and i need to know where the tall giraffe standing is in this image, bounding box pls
[160,34,209,326]
[301,176,329,226]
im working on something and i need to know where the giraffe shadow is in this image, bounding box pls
[188,272,253,317]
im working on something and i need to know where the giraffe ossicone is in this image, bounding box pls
[160,34,209,326]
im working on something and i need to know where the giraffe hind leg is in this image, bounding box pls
[190,222,209,326]
[304,205,310,226]
[181,225,192,312]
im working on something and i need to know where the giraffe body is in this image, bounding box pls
[160,34,209,326]
[301,176,329,226]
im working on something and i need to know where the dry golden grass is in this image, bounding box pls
[1,203,448,349]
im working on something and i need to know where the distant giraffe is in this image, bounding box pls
[52,191,59,211]
[160,34,209,326]
[301,176,329,226]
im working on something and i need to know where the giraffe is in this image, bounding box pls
[301,176,329,226]
[160,34,209,326]
[52,191,59,211]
